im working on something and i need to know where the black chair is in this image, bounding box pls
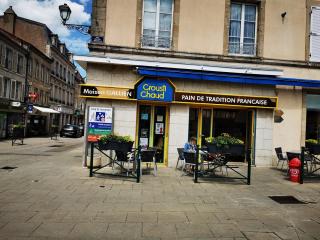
[176,148,185,169]
[182,151,197,174]
[140,149,157,176]
[274,147,288,170]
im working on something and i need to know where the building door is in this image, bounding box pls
[137,105,169,165]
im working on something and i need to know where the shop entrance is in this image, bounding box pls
[137,105,169,164]
[188,108,255,162]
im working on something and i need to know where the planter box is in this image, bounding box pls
[205,143,244,156]
[98,140,134,153]
[306,143,320,155]
[12,128,24,139]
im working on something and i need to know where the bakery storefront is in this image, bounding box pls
[80,75,278,167]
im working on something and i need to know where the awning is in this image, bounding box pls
[34,106,60,114]
[137,67,320,88]
[74,55,283,76]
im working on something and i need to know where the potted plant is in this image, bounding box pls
[98,134,134,153]
[305,139,320,154]
[205,133,244,156]
[10,123,25,139]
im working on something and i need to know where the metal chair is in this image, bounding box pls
[140,148,157,176]
[176,148,185,169]
[275,147,288,170]
[182,151,198,175]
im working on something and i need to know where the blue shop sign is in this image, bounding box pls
[136,78,174,102]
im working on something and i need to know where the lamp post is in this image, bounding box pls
[59,3,91,35]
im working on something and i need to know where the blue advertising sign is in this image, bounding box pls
[27,104,33,113]
[88,107,113,142]
[136,78,174,102]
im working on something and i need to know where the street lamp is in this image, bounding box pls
[58,3,90,35]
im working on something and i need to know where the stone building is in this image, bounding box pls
[76,0,320,167]
[0,27,54,138]
[0,6,79,134]
[74,70,86,125]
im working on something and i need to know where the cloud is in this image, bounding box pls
[61,36,89,56]
[0,0,90,38]
[79,0,90,5]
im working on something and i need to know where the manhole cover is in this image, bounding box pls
[1,166,17,170]
[269,196,307,204]
[49,145,63,147]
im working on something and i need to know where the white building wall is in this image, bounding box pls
[167,104,189,167]
[273,88,303,162]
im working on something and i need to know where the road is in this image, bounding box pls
[0,137,319,239]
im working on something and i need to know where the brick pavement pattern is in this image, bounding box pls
[0,137,319,239]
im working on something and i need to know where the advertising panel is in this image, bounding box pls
[87,107,112,142]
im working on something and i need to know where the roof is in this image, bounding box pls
[0,28,52,62]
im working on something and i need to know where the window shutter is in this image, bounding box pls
[310,7,320,62]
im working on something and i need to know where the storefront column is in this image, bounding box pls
[255,109,274,166]
[167,104,190,167]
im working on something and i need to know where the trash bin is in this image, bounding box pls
[289,158,301,183]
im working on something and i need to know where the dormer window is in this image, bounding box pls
[60,44,65,54]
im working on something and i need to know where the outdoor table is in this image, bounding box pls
[286,151,301,160]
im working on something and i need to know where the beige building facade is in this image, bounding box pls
[76,0,320,167]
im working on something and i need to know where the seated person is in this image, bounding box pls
[184,137,197,152]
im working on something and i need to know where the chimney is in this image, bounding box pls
[3,6,17,35]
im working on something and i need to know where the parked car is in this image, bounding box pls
[60,124,81,138]
[78,124,84,136]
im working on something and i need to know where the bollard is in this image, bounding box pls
[194,145,199,183]
[247,148,251,185]
[136,146,141,183]
[89,142,94,177]
[300,147,305,184]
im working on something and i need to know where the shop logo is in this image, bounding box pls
[136,78,174,102]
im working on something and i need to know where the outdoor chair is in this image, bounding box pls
[114,149,136,176]
[182,151,198,175]
[275,147,288,170]
[140,148,157,176]
[176,148,185,169]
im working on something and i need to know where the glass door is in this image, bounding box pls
[138,105,168,164]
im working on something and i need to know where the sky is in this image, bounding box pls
[0,0,92,77]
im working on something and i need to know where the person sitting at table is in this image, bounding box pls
[184,137,197,152]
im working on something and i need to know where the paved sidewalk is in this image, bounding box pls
[0,141,319,239]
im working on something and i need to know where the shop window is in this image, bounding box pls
[201,109,212,144]
[229,3,257,56]
[188,108,199,141]
[310,6,320,62]
[142,0,173,49]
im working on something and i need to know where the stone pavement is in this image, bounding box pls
[0,137,319,239]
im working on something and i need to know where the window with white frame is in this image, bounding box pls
[142,0,173,49]
[5,48,13,70]
[310,6,320,62]
[3,78,10,98]
[17,54,24,74]
[0,44,3,66]
[10,80,16,100]
[15,82,21,101]
[228,3,257,56]
[0,76,3,97]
